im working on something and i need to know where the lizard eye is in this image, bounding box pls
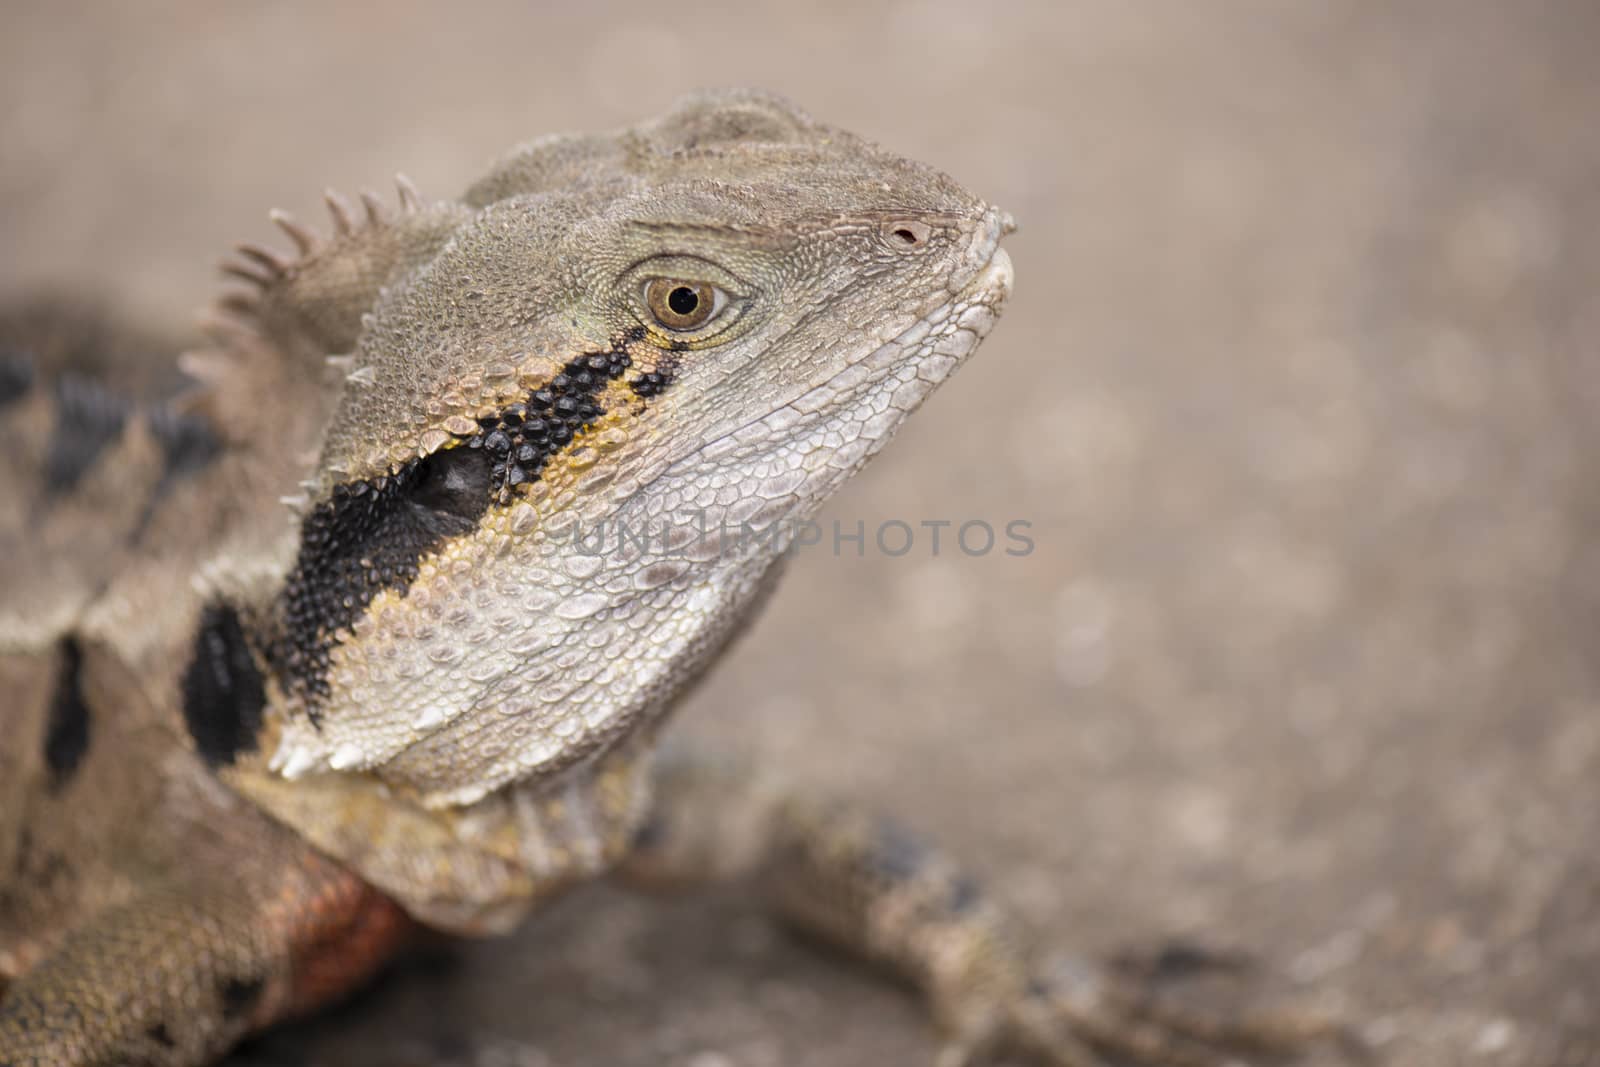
[643,278,726,332]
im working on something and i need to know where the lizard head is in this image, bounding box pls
[262,90,1013,807]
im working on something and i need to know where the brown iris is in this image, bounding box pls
[644,278,717,331]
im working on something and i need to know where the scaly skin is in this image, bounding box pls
[0,91,1329,1066]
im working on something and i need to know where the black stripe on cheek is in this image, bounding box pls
[466,344,633,500]
[181,603,267,767]
[274,342,636,708]
[43,637,91,789]
[44,373,129,496]
[274,446,492,709]
[627,352,679,399]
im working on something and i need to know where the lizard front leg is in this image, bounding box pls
[0,843,409,1067]
[621,749,1337,1067]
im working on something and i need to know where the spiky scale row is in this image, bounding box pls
[215,174,426,305]
[324,189,356,237]
[268,209,319,256]
[359,190,387,225]
[395,173,423,213]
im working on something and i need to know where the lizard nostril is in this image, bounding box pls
[884,220,931,248]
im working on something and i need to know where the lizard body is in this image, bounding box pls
[0,91,1317,1066]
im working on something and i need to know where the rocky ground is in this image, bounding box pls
[3,2,1597,1064]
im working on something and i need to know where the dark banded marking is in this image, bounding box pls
[148,405,223,484]
[43,637,91,789]
[181,603,267,767]
[947,873,983,915]
[866,821,933,884]
[220,975,266,1021]
[43,373,129,496]
[132,405,224,541]
[0,346,33,409]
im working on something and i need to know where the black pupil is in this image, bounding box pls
[667,286,699,316]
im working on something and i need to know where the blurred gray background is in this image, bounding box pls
[3,2,1597,1064]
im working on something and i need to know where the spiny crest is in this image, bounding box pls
[173,174,470,458]
[215,175,427,314]
[198,172,472,376]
